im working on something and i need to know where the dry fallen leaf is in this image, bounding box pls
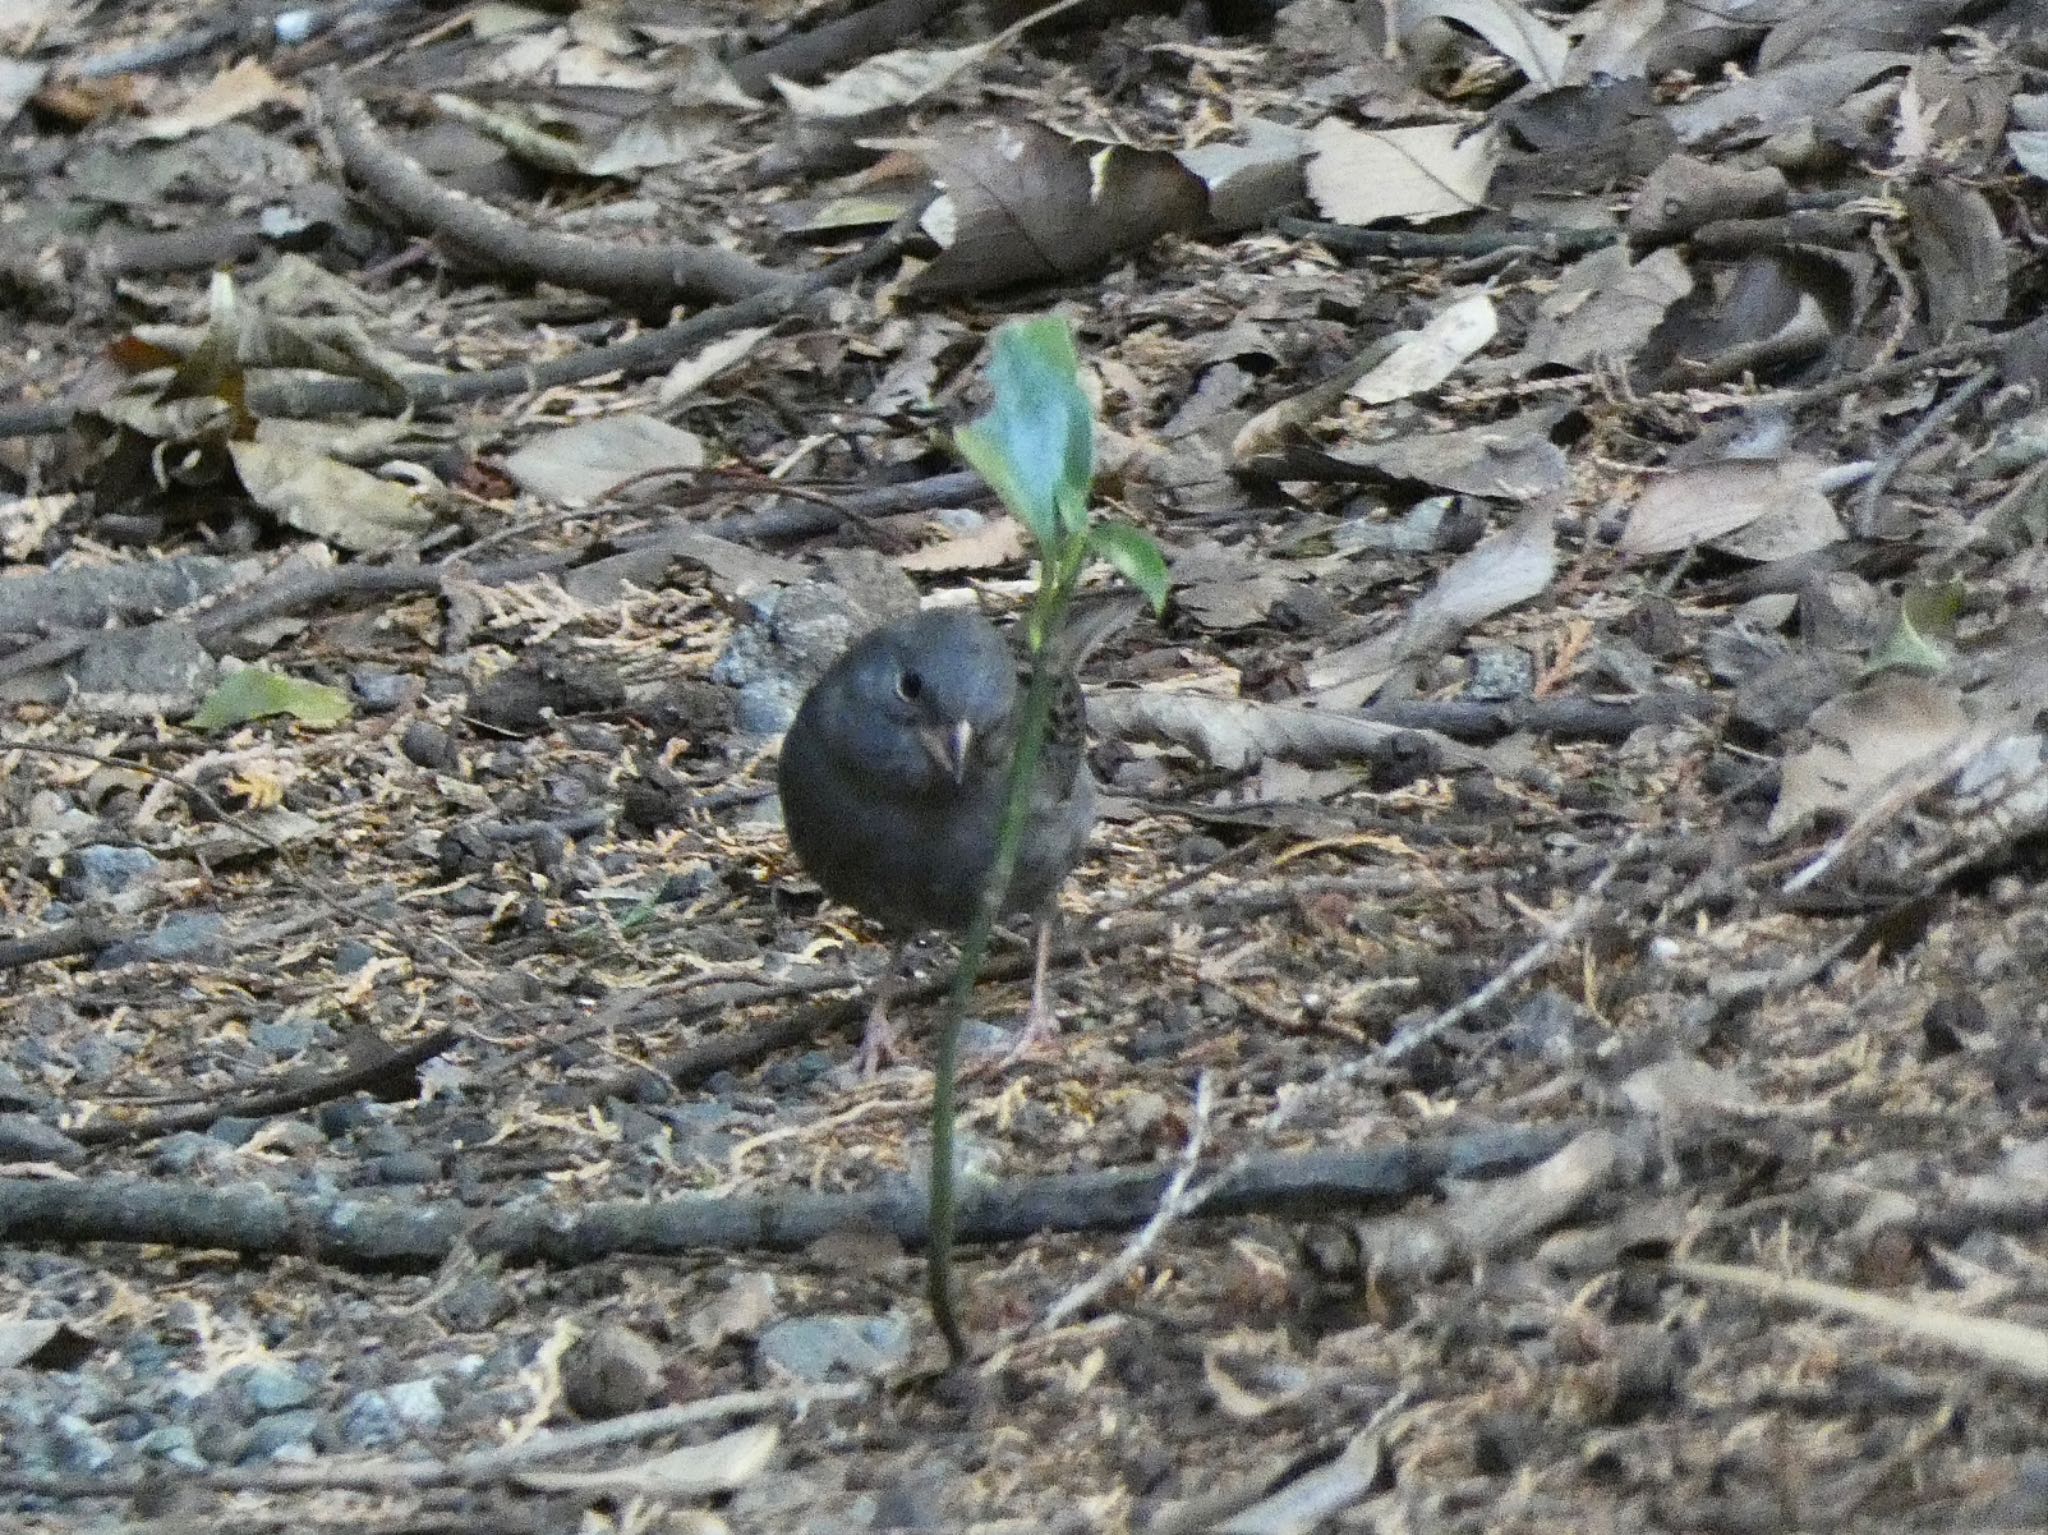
[1770,672,1971,837]
[1305,120,1499,225]
[894,120,1209,297]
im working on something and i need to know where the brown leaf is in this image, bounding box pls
[898,121,1208,297]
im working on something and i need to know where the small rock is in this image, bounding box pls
[435,1274,513,1333]
[468,653,625,734]
[0,1113,85,1166]
[400,720,459,770]
[1465,646,1534,702]
[58,844,161,902]
[757,1315,912,1383]
[337,1390,405,1450]
[51,1413,116,1473]
[153,1132,232,1176]
[383,1378,445,1432]
[333,940,378,975]
[97,912,226,968]
[233,1363,316,1416]
[135,1423,207,1472]
[250,1018,319,1057]
[235,1409,321,1464]
[370,1151,442,1185]
[562,1325,664,1420]
[351,670,417,712]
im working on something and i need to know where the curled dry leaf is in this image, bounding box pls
[1395,502,1556,660]
[1440,1129,1622,1259]
[1215,1428,1387,1535]
[135,59,291,142]
[1088,691,1480,772]
[1175,117,1309,230]
[1503,244,1693,374]
[772,0,1086,120]
[895,515,1026,572]
[1397,0,1569,89]
[1769,671,1970,837]
[515,1422,780,1497]
[226,439,435,554]
[896,121,1209,297]
[1619,458,1843,558]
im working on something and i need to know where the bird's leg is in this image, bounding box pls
[1008,915,1062,1058]
[856,940,909,1078]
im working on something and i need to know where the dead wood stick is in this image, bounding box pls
[728,0,968,92]
[317,74,776,307]
[0,1120,1591,1270]
[0,200,924,440]
[0,469,981,685]
[0,917,116,972]
[70,1027,461,1147]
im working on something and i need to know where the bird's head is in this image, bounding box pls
[812,608,1017,792]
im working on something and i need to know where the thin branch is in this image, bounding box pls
[1039,1071,1221,1331]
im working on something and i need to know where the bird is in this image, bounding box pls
[776,603,1110,1075]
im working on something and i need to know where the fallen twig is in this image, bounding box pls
[1038,1070,1222,1331]
[0,204,925,440]
[317,75,775,307]
[0,1120,1589,1269]
[70,1027,460,1147]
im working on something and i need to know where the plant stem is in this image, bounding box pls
[926,574,1071,1365]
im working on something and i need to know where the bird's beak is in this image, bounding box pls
[919,719,973,784]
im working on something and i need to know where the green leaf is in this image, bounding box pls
[1086,520,1171,614]
[188,667,353,730]
[1866,580,1964,677]
[953,316,1094,549]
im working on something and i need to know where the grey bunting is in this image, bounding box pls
[775,604,1113,1074]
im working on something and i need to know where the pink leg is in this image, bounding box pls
[855,943,908,1078]
[1008,918,1061,1058]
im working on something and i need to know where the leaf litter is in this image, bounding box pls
[7,0,2048,1529]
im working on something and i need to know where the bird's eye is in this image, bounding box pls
[896,670,923,702]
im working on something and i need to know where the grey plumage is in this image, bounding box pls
[777,607,1093,933]
[775,604,1112,1066]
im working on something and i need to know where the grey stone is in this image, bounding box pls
[135,1423,208,1471]
[60,844,161,902]
[250,1018,318,1056]
[757,1315,912,1383]
[51,1413,117,1473]
[236,1408,321,1463]
[234,1363,316,1416]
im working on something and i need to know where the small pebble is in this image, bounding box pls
[562,1325,665,1420]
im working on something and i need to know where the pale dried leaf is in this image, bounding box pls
[135,60,291,141]
[1217,1428,1386,1534]
[1673,1259,2048,1384]
[658,327,773,407]
[1305,120,1499,225]
[1620,458,1840,556]
[1441,1129,1621,1257]
[1395,503,1555,659]
[1770,672,1971,836]
[227,440,435,554]
[1349,293,1498,404]
[515,1422,779,1496]
[899,121,1209,297]
[1399,0,1568,88]
[896,516,1027,572]
[502,415,705,506]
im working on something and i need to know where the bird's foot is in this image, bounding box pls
[855,1002,900,1080]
